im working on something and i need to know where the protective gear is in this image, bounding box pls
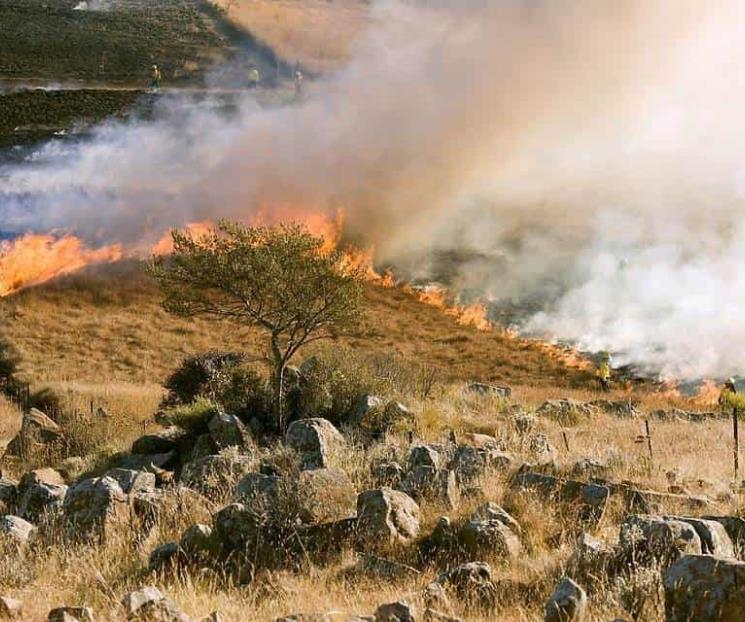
[247,67,260,87]
[720,378,738,407]
[150,64,161,91]
[597,351,612,392]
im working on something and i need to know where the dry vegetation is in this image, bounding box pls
[0,262,736,621]
[216,0,370,72]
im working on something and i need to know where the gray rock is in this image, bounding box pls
[354,554,420,581]
[180,451,256,500]
[285,418,345,469]
[459,518,521,560]
[180,524,216,560]
[48,607,95,622]
[208,412,252,451]
[702,516,745,558]
[471,502,522,535]
[234,473,281,516]
[131,427,188,455]
[0,515,36,545]
[296,468,357,524]
[466,383,511,399]
[408,445,442,470]
[357,488,420,545]
[0,596,22,619]
[664,554,745,621]
[105,469,156,495]
[0,479,17,515]
[568,532,612,571]
[375,601,417,622]
[544,578,587,622]
[676,517,735,557]
[349,395,384,427]
[371,461,405,488]
[212,503,260,551]
[122,586,192,621]
[149,542,184,571]
[63,476,128,542]
[17,479,67,523]
[400,467,459,509]
[450,445,513,487]
[5,408,63,458]
[436,562,497,608]
[620,515,702,565]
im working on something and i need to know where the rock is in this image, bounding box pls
[0,596,22,619]
[423,611,461,622]
[620,515,702,565]
[421,582,450,612]
[702,516,745,558]
[568,532,612,571]
[570,458,610,479]
[537,399,596,419]
[400,467,459,509]
[375,601,417,622]
[436,562,497,608]
[18,468,65,491]
[5,408,63,457]
[450,445,513,488]
[514,414,537,435]
[0,515,36,545]
[17,479,68,523]
[459,518,521,560]
[149,542,184,572]
[63,476,128,542]
[349,395,384,427]
[0,479,17,514]
[470,502,522,535]
[208,412,252,451]
[296,468,357,524]
[212,503,260,552]
[357,488,420,545]
[676,517,735,557]
[544,578,587,622]
[466,383,512,399]
[285,418,345,469]
[528,433,558,468]
[122,586,192,621]
[180,451,256,500]
[105,469,156,495]
[354,554,421,581]
[234,473,281,516]
[132,427,188,455]
[371,461,405,488]
[180,524,216,560]
[664,554,745,621]
[116,451,179,474]
[48,607,95,622]
[408,444,442,470]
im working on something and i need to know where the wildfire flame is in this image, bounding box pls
[414,284,493,331]
[0,233,122,297]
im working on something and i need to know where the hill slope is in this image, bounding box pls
[2,262,591,391]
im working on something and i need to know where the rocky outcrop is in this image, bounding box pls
[400,467,459,509]
[63,476,129,542]
[180,451,256,500]
[285,418,345,469]
[544,578,587,622]
[5,409,63,458]
[620,515,702,565]
[357,488,420,546]
[0,515,36,545]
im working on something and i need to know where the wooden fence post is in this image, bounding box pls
[644,419,653,462]
[734,408,740,480]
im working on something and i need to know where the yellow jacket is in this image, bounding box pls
[597,362,611,380]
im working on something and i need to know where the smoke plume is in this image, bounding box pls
[3,0,745,378]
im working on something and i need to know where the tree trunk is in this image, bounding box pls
[271,334,286,432]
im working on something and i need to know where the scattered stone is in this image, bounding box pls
[664,554,745,621]
[451,445,513,488]
[208,412,252,451]
[470,502,522,535]
[122,586,191,621]
[180,451,256,500]
[357,488,420,545]
[0,596,22,619]
[0,515,36,545]
[105,469,156,495]
[570,458,610,479]
[436,562,497,608]
[466,383,511,399]
[132,427,188,455]
[179,524,216,560]
[296,468,357,524]
[48,607,95,622]
[285,418,346,469]
[375,601,417,622]
[400,467,459,509]
[0,479,17,514]
[5,408,63,458]
[63,476,128,542]
[149,542,184,572]
[408,444,442,470]
[234,472,281,516]
[620,515,702,565]
[676,517,735,557]
[544,577,587,622]
[17,477,67,523]
[354,554,420,581]
[371,461,405,488]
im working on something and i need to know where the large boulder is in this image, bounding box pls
[400,467,459,509]
[122,586,192,621]
[544,578,587,622]
[63,476,128,542]
[620,515,702,565]
[180,451,256,500]
[212,503,261,552]
[179,524,217,561]
[466,383,511,398]
[357,488,420,546]
[458,511,522,561]
[131,427,188,455]
[5,408,63,457]
[48,607,95,622]
[208,412,252,451]
[285,418,345,469]
[375,602,418,622]
[0,515,37,545]
[0,479,17,515]
[664,555,745,621]
[676,517,735,557]
[17,474,67,523]
[104,469,156,495]
[450,445,513,488]
[234,473,281,516]
[296,468,357,524]
[407,445,443,470]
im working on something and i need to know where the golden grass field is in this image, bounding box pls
[0,262,738,621]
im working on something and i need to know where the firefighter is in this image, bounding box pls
[597,351,612,392]
[720,377,738,409]
[247,65,260,89]
[294,68,304,98]
[150,64,162,92]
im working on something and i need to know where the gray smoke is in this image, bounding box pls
[3,0,745,379]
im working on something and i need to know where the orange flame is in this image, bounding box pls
[415,284,493,331]
[151,221,214,255]
[0,233,122,297]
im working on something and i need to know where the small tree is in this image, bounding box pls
[148,220,365,431]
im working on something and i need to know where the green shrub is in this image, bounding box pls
[159,396,220,435]
[162,351,246,407]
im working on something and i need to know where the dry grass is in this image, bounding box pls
[216,0,369,73]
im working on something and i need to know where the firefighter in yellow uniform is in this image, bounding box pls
[597,351,612,392]
[151,64,162,92]
[247,66,260,89]
[720,377,738,410]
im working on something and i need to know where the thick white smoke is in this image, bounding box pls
[3,0,745,378]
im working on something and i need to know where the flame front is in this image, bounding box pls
[0,234,123,297]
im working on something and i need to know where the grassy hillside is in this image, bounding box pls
[2,261,592,392]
